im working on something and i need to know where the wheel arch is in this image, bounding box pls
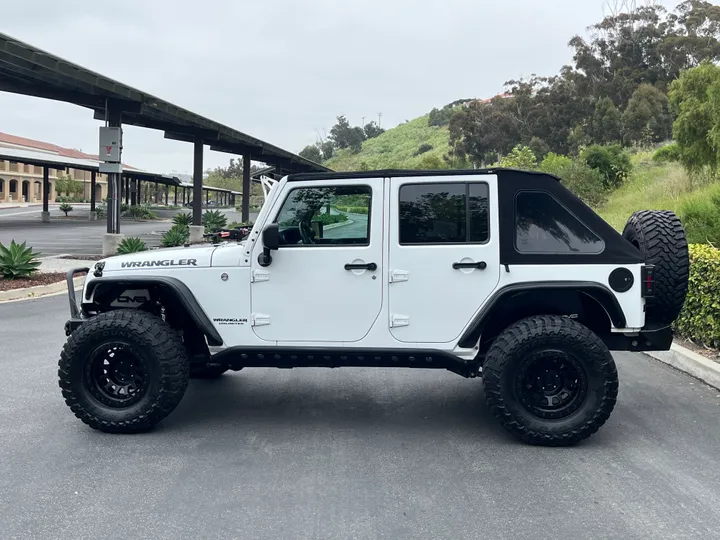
[457,281,626,350]
[83,276,223,346]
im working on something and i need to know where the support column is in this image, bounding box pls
[41,166,50,222]
[191,138,204,243]
[124,176,130,204]
[174,185,178,206]
[242,152,251,222]
[205,189,209,206]
[165,186,169,206]
[88,170,97,221]
[105,111,122,236]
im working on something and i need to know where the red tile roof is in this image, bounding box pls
[0,131,98,160]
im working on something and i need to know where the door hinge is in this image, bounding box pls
[252,313,271,326]
[390,314,410,328]
[389,269,409,283]
[251,269,270,283]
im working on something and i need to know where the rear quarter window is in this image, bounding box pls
[515,191,604,254]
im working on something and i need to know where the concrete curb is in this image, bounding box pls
[645,343,720,390]
[0,276,84,302]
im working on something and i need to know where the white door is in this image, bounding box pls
[251,179,383,343]
[388,175,500,344]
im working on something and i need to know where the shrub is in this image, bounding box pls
[313,213,348,225]
[653,143,681,163]
[96,203,106,218]
[539,153,573,177]
[116,237,147,254]
[120,203,129,213]
[202,209,228,233]
[127,204,155,220]
[497,145,538,170]
[414,143,434,156]
[418,153,445,169]
[678,185,720,245]
[335,206,368,214]
[59,202,73,216]
[0,240,41,279]
[581,144,632,189]
[161,225,189,247]
[173,212,193,226]
[227,221,254,229]
[541,154,608,207]
[675,244,720,347]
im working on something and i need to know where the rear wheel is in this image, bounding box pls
[59,310,189,433]
[622,210,689,325]
[482,315,618,446]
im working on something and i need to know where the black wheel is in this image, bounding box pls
[58,310,189,433]
[483,315,618,447]
[622,210,689,325]
[190,362,229,379]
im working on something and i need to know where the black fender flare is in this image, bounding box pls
[84,276,223,346]
[457,281,627,349]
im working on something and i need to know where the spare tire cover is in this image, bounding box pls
[622,210,689,325]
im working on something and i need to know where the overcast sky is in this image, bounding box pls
[0,0,677,174]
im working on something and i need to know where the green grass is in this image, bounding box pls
[324,115,451,171]
[596,152,719,232]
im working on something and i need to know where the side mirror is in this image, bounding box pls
[258,223,279,267]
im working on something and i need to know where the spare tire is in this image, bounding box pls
[622,210,689,325]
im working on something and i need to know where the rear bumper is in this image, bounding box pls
[604,325,673,352]
[64,267,89,336]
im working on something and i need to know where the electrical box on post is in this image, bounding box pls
[99,127,122,162]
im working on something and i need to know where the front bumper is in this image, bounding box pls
[64,267,89,336]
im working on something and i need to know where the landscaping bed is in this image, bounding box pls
[58,255,105,261]
[0,272,76,292]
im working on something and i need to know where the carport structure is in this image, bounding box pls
[0,32,329,250]
[0,146,237,217]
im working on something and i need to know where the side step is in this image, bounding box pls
[211,347,480,378]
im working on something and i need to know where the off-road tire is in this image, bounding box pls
[58,310,189,433]
[483,315,618,447]
[190,363,229,379]
[622,210,689,325]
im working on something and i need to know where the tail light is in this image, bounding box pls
[641,265,655,298]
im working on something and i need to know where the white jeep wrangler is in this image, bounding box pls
[60,169,689,446]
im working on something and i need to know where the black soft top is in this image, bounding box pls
[286,168,642,265]
[286,168,559,182]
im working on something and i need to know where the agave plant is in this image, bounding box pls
[59,202,73,216]
[173,212,193,227]
[116,237,147,254]
[161,225,190,247]
[202,209,227,233]
[0,240,42,279]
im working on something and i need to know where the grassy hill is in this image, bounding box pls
[597,152,720,244]
[325,115,451,171]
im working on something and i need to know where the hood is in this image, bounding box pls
[100,244,218,272]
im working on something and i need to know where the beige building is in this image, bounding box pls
[0,132,109,203]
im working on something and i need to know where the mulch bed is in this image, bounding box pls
[0,272,81,292]
[58,255,105,261]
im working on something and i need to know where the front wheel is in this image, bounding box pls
[58,310,189,433]
[482,315,618,446]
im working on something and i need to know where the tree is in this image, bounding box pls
[588,97,623,144]
[299,145,323,163]
[528,137,551,160]
[363,121,385,139]
[55,175,82,197]
[668,62,720,172]
[622,84,673,145]
[329,115,367,150]
[320,141,334,160]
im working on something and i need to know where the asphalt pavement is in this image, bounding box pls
[2,294,720,539]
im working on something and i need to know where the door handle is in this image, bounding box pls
[452,261,487,270]
[344,262,377,271]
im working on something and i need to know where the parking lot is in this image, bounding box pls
[2,294,720,539]
[0,205,253,256]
